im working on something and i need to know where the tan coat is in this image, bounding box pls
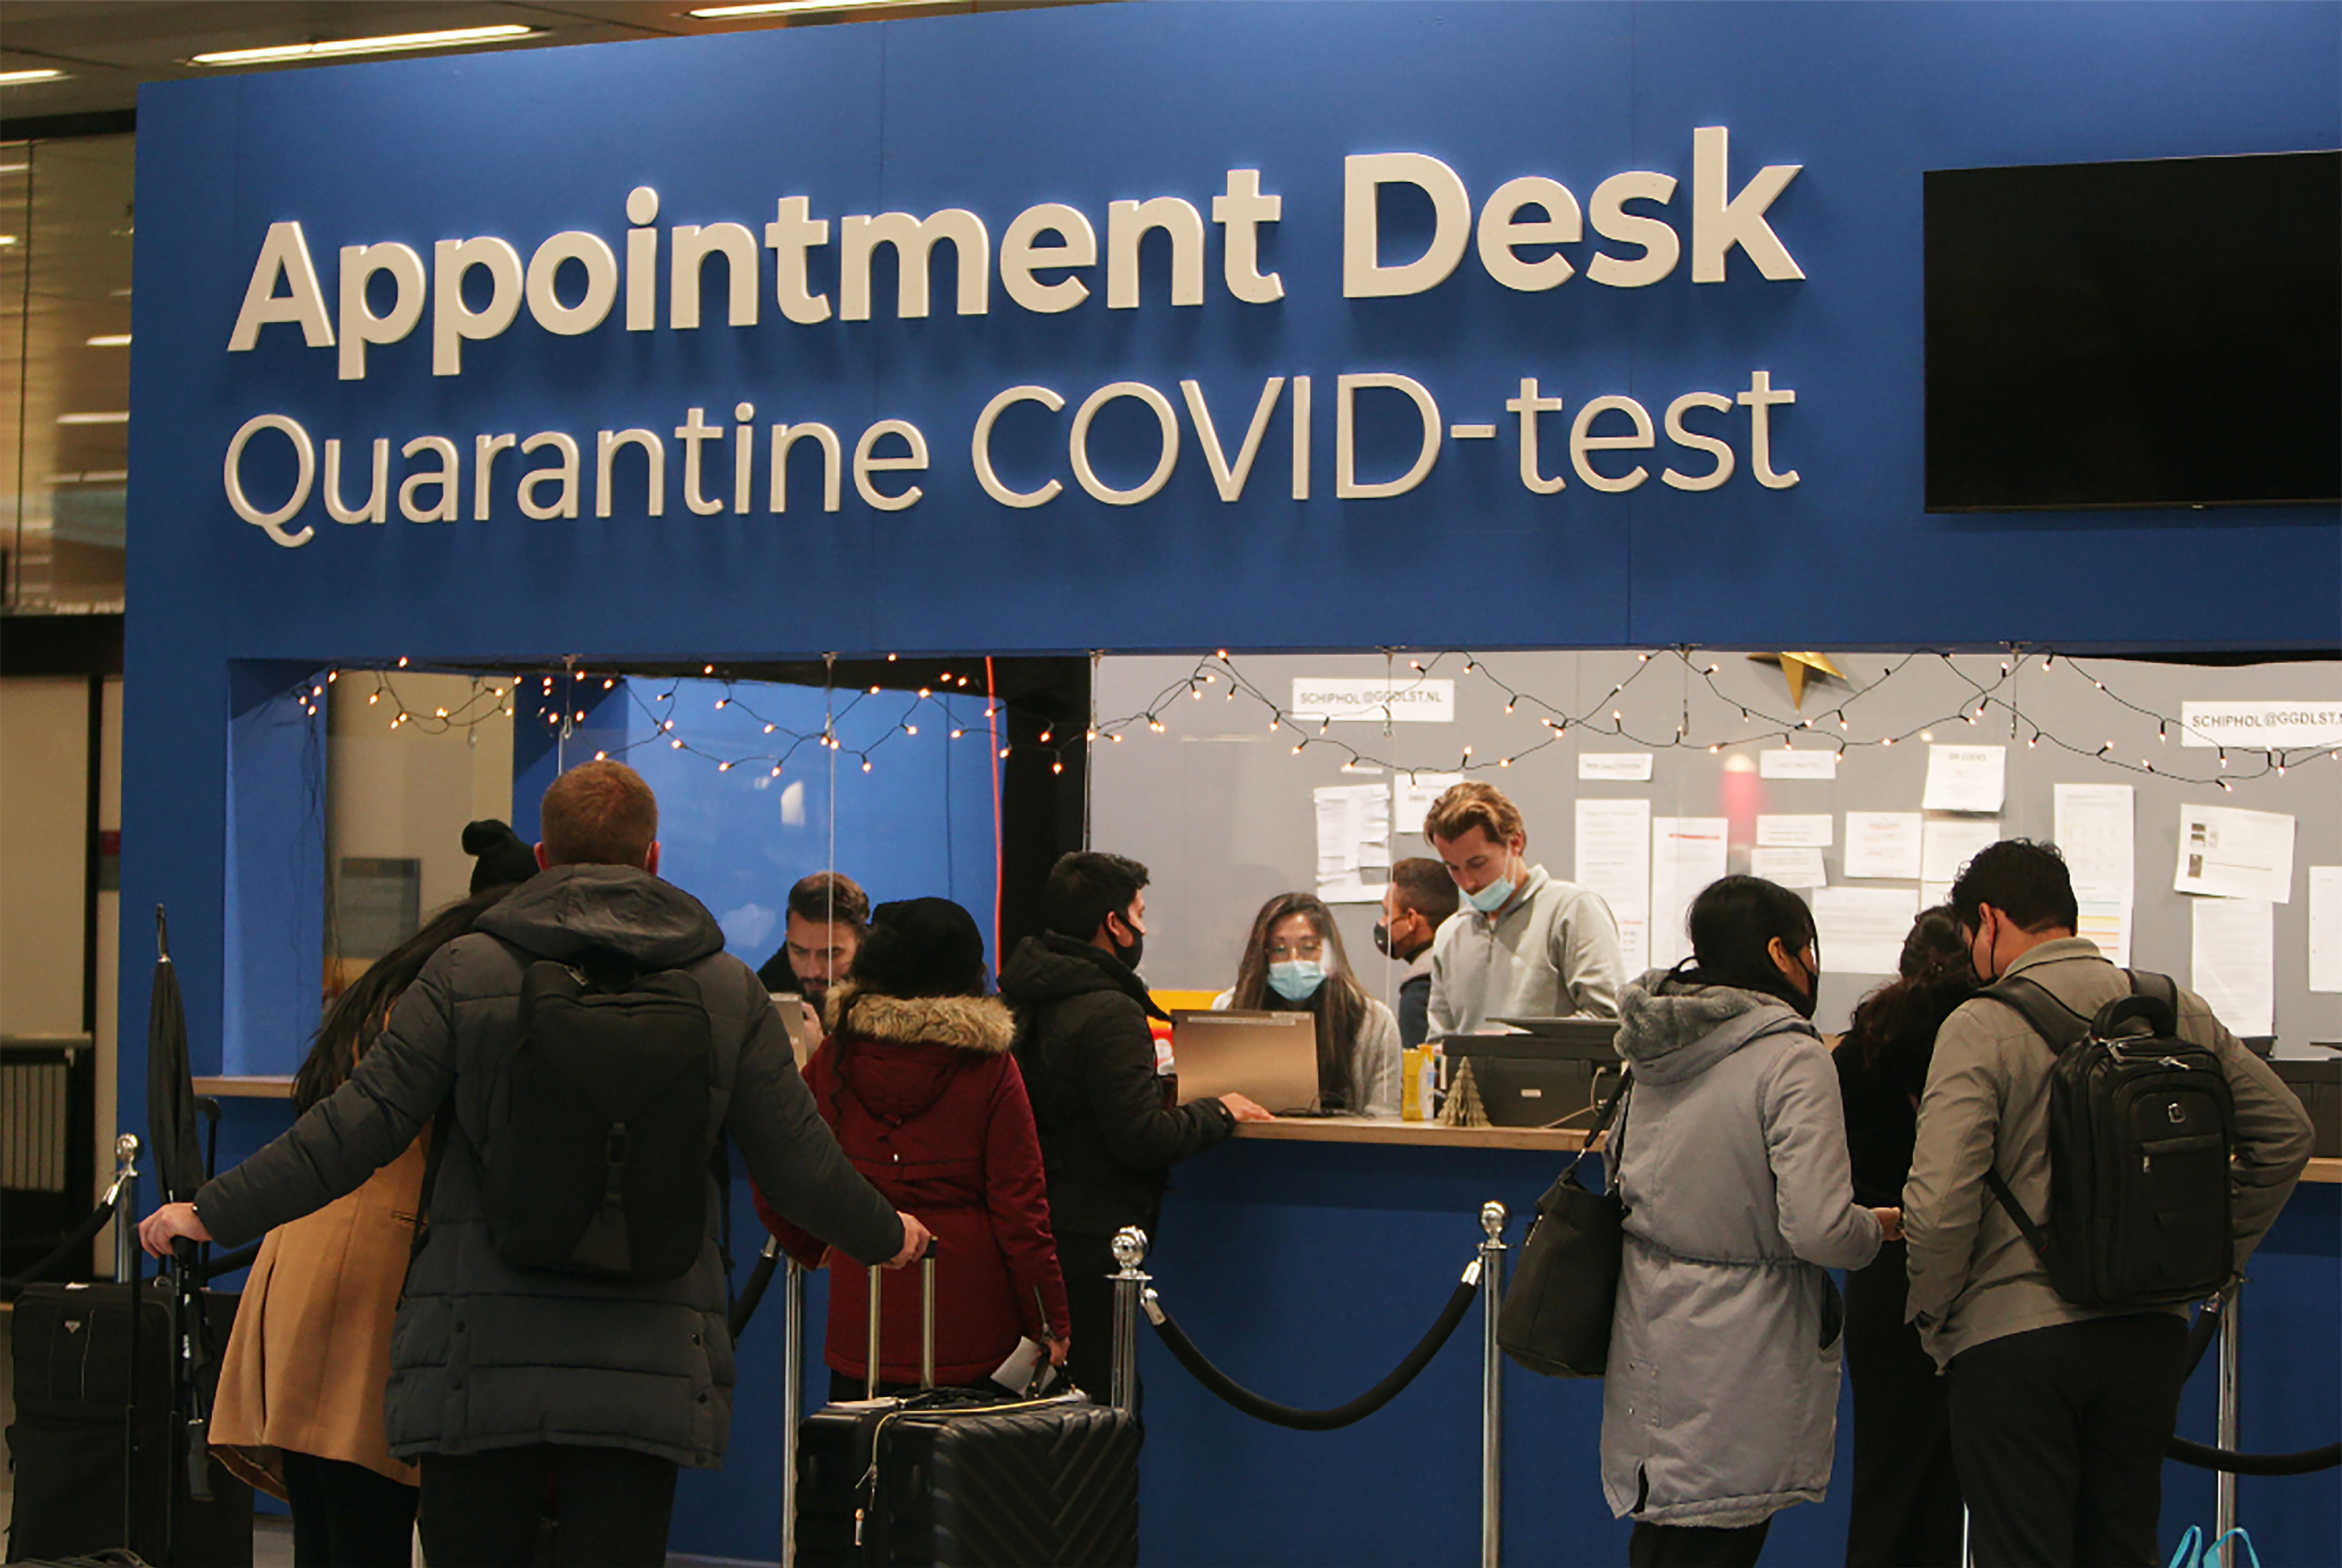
[1904,939,2313,1368]
[209,1132,428,1495]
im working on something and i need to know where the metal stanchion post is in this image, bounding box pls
[1109,1226,1151,1413]
[2215,1281,2240,1566]
[111,1134,141,1283]
[1479,1201,1508,1568]
[114,1133,142,1553]
[781,1258,804,1568]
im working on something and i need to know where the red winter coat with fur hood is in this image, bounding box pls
[754,982,1072,1385]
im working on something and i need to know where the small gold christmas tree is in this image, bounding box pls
[1440,1057,1491,1128]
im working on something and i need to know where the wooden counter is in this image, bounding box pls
[1235,1114,1593,1153]
[187,1083,2341,1180]
[1237,1115,2342,1181]
[192,1074,294,1098]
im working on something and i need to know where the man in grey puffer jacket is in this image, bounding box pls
[143,761,929,1565]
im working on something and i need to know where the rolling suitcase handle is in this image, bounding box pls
[864,1241,939,1399]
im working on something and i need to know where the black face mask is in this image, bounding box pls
[1371,921,1393,958]
[1784,950,1821,1020]
[1112,919,1144,975]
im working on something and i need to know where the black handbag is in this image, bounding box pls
[1497,1072,1630,1378]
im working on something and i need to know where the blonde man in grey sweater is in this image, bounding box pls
[1905,839,2311,1568]
[1421,782,1625,1033]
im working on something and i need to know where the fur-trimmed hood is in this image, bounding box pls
[818,982,1015,1126]
[823,982,1014,1054]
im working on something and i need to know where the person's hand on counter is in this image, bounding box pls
[1220,1093,1275,1123]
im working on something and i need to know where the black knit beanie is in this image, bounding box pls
[849,897,987,999]
[463,819,539,894]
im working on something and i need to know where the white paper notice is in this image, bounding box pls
[1751,846,1828,889]
[1920,881,1954,912]
[1314,783,1392,904]
[2174,804,2296,904]
[1392,771,1465,842]
[1922,817,2001,885]
[1814,887,1922,975]
[1576,798,1653,974]
[1579,752,1655,782]
[1922,745,2007,812]
[2191,898,2274,1038]
[1760,749,1839,780]
[2055,783,2135,966]
[1651,817,1729,970]
[1757,814,1834,848]
[2310,867,2342,994]
[1844,812,1924,880]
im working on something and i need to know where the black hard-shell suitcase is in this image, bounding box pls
[793,1254,1140,1567]
[4,1281,252,1567]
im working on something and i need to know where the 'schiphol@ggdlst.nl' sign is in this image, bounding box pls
[222,132,1807,549]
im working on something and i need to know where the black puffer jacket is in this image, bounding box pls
[999,934,1234,1235]
[195,865,902,1468]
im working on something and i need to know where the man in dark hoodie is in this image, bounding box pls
[142,761,927,1566]
[998,851,1271,1407]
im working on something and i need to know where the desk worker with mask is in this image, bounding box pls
[1423,782,1626,1033]
[1378,857,1459,1051]
[1212,892,1402,1116]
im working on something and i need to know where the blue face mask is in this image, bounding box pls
[1463,874,1516,915]
[1267,959,1327,1002]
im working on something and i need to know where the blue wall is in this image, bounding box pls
[613,677,1002,967]
[122,4,2340,1563]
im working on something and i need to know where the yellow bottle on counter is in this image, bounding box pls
[1401,1044,1437,1122]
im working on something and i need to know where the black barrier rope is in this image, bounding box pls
[0,1190,122,1303]
[729,1241,782,1339]
[2160,1294,2341,1475]
[1145,1262,1481,1431]
[198,1241,263,1282]
[2169,1437,2342,1476]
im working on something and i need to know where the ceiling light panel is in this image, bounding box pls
[190,26,539,67]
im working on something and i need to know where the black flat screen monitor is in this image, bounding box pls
[1925,150,2340,512]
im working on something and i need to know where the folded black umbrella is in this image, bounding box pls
[144,905,219,1508]
[146,906,204,1206]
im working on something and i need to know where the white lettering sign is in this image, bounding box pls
[2178,701,2342,750]
[1288,678,1454,724]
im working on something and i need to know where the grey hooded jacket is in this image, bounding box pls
[1600,970,1883,1529]
[194,865,904,1468]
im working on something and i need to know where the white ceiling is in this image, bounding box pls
[0,1,1087,121]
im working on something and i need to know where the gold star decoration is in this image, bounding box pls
[1749,651,1847,711]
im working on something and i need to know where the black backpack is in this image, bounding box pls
[467,957,718,1282]
[1979,970,2235,1311]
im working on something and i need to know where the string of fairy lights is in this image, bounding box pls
[289,646,2336,792]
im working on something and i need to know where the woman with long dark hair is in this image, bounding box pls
[1216,891,1400,1116]
[1836,906,1974,1568]
[1600,876,1894,1567]
[209,822,534,1566]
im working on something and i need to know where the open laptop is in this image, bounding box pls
[1169,1009,1321,1116]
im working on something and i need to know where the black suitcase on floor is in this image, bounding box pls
[4,1281,252,1567]
[793,1254,1140,1567]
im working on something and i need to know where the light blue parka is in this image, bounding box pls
[1599,970,1882,1529]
